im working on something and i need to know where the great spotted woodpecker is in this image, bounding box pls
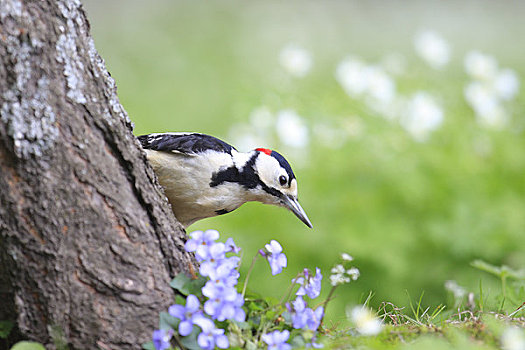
[138,132,312,229]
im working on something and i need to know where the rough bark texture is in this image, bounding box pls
[0,0,196,348]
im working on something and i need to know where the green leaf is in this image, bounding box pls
[471,260,525,280]
[0,320,14,339]
[232,320,251,330]
[264,309,278,320]
[186,275,207,296]
[263,296,280,305]
[170,274,207,297]
[159,312,180,330]
[170,274,193,295]
[290,334,306,348]
[175,294,186,306]
[247,301,264,312]
[10,341,46,350]
[141,341,156,350]
[180,327,201,350]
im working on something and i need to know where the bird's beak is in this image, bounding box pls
[281,195,313,228]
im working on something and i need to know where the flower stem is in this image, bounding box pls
[279,271,303,306]
[172,333,188,350]
[319,285,338,325]
[241,253,259,298]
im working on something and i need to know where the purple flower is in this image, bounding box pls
[289,296,308,329]
[199,242,227,276]
[264,240,287,275]
[184,230,220,261]
[168,294,203,336]
[201,255,240,286]
[194,317,229,349]
[295,267,322,299]
[287,296,324,331]
[202,281,245,322]
[225,237,241,254]
[262,330,291,350]
[307,338,324,348]
[152,329,172,350]
[305,306,324,331]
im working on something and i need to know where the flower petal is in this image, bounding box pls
[168,304,185,319]
[215,334,229,349]
[186,294,200,311]
[203,229,219,242]
[178,320,193,336]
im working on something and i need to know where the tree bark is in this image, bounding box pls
[0,0,196,348]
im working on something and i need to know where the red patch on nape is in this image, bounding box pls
[255,148,272,155]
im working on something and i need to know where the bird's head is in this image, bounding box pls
[249,148,312,228]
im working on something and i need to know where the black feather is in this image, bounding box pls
[210,153,259,189]
[215,209,230,215]
[138,133,236,155]
[270,150,296,184]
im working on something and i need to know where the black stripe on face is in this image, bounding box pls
[210,153,260,189]
[258,180,284,199]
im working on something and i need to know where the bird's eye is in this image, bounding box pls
[279,175,287,186]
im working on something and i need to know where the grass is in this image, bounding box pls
[320,280,525,349]
[324,306,525,349]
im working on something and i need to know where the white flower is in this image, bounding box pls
[341,253,353,261]
[275,109,309,148]
[414,30,451,69]
[347,267,360,281]
[331,264,345,275]
[335,57,369,97]
[475,102,509,130]
[348,306,383,336]
[494,68,520,100]
[464,81,498,113]
[364,66,396,104]
[336,58,396,120]
[330,264,348,286]
[444,280,466,299]
[464,81,509,129]
[279,44,312,78]
[330,274,350,286]
[501,327,525,350]
[400,92,444,141]
[464,51,499,81]
[330,263,359,286]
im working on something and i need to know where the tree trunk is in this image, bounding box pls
[0,0,196,348]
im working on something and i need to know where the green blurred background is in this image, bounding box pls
[82,0,525,326]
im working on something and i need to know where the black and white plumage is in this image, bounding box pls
[138,132,312,228]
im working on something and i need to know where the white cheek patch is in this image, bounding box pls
[281,178,297,198]
[255,154,282,187]
[289,179,297,196]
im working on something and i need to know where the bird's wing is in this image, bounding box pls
[137,132,236,156]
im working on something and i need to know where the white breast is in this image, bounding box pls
[145,149,250,227]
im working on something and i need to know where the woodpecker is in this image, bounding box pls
[137,132,312,229]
